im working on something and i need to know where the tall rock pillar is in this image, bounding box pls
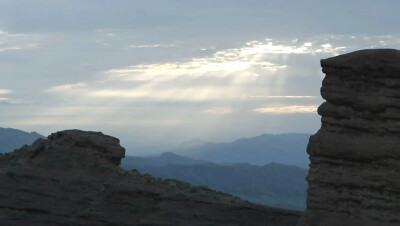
[298,49,400,226]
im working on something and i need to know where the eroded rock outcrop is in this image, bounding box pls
[0,130,300,226]
[298,49,400,226]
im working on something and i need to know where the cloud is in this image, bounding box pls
[0,89,12,94]
[104,56,285,82]
[105,36,367,84]
[45,82,87,93]
[0,97,27,105]
[242,39,348,56]
[253,105,318,114]
[0,30,41,52]
[0,0,398,150]
[247,95,316,99]
[107,39,312,82]
[0,89,23,105]
[128,44,175,48]
[244,40,312,54]
[26,33,399,145]
[202,108,234,115]
[92,38,338,103]
[53,38,324,103]
[87,86,232,101]
[43,34,400,106]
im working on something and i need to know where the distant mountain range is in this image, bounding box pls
[0,127,45,153]
[121,152,308,210]
[175,133,311,168]
[123,152,208,168]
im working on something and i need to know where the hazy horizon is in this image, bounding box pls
[1,0,399,155]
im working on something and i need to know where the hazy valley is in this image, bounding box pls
[122,152,308,210]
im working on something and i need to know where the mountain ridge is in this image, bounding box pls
[173,133,311,168]
[0,127,45,154]
[122,152,308,210]
[0,130,301,225]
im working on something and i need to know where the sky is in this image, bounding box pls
[0,0,399,155]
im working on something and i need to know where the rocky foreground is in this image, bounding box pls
[298,49,400,226]
[0,130,300,226]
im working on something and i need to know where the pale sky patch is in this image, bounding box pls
[128,44,175,48]
[46,82,87,93]
[253,105,318,114]
[202,108,234,115]
[0,30,41,52]
[105,60,285,82]
[95,40,111,46]
[0,44,39,52]
[320,44,332,48]
[0,89,12,94]
[248,95,316,99]
[0,46,22,52]
[88,86,232,101]
[244,40,313,54]
[14,117,96,126]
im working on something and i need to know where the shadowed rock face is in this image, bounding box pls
[0,130,301,226]
[298,49,400,226]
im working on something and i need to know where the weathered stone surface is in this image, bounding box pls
[0,130,301,226]
[298,49,400,226]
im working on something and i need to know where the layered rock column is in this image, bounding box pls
[298,49,400,226]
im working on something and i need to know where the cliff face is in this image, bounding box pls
[298,49,400,226]
[0,130,301,226]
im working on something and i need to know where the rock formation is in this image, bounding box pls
[0,130,300,226]
[298,49,400,226]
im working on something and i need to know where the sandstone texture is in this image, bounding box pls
[298,49,400,226]
[0,130,300,226]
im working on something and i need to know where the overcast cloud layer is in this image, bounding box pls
[0,0,399,154]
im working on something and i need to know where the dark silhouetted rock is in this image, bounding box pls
[0,130,300,226]
[298,49,400,226]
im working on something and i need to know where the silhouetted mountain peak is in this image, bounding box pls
[160,151,179,158]
[0,127,45,154]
